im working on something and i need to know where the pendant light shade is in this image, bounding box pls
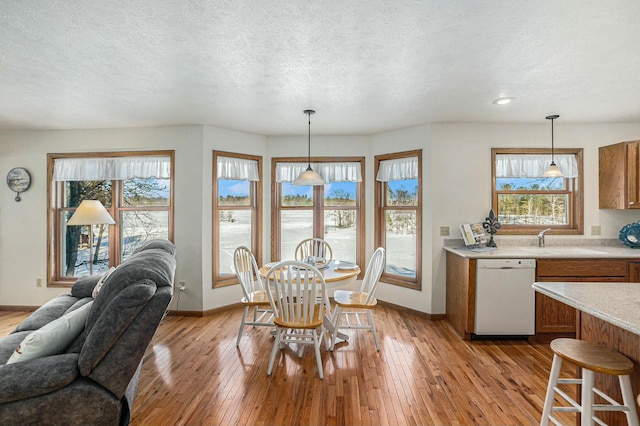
[292,110,326,186]
[543,114,563,177]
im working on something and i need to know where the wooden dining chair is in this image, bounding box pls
[233,246,274,347]
[265,261,331,379]
[294,238,333,263]
[330,247,386,351]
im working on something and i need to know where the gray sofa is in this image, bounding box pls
[0,239,176,426]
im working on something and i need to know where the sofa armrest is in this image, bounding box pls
[0,353,79,404]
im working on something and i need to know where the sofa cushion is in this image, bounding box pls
[79,282,155,376]
[0,353,80,404]
[0,332,30,364]
[14,296,91,333]
[6,302,92,364]
[132,238,176,256]
[70,274,102,299]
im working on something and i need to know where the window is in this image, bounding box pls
[213,151,262,288]
[491,148,584,235]
[374,150,422,290]
[47,151,174,286]
[272,158,364,269]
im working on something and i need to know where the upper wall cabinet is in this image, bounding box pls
[599,140,640,209]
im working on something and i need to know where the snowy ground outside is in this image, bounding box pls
[219,210,416,277]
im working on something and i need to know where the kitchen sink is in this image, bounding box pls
[517,247,608,256]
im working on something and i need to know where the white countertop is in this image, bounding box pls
[444,245,640,259]
[532,282,640,335]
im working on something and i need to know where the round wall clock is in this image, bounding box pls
[6,167,31,201]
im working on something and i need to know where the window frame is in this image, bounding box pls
[47,150,175,287]
[212,150,263,288]
[491,148,584,235]
[271,156,365,274]
[374,149,422,290]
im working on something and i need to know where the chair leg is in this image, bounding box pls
[619,374,640,426]
[541,354,563,426]
[236,306,249,347]
[330,306,342,351]
[368,309,380,351]
[313,327,324,380]
[581,369,593,426]
[267,328,282,376]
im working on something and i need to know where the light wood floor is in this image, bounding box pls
[1,306,576,426]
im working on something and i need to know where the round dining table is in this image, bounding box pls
[259,260,361,343]
[258,260,360,291]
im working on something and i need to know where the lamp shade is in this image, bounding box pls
[292,165,326,186]
[67,200,116,225]
[543,162,563,177]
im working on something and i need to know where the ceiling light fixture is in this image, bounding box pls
[543,114,563,177]
[293,109,326,186]
[493,97,515,105]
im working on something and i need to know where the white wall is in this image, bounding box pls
[2,122,640,315]
[0,126,205,310]
[430,122,640,314]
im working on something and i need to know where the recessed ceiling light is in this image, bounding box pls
[493,97,515,105]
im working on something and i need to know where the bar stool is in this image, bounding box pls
[541,338,639,426]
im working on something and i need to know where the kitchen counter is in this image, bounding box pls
[444,244,640,259]
[445,241,640,340]
[532,282,640,335]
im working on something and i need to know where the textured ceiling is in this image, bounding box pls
[1,1,639,135]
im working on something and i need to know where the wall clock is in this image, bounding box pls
[6,167,31,202]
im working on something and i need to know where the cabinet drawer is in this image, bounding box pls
[536,259,627,278]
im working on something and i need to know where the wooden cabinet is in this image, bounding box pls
[445,252,475,339]
[535,259,628,334]
[599,140,640,209]
[446,252,639,340]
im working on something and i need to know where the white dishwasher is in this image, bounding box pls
[473,258,536,339]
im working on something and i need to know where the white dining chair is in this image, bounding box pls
[233,246,274,347]
[330,247,385,351]
[294,238,333,263]
[265,260,331,379]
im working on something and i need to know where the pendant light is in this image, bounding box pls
[293,109,326,186]
[543,114,563,177]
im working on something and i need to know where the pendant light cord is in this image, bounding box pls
[307,112,311,166]
[546,114,559,164]
[304,109,315,168]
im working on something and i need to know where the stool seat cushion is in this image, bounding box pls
[550,338,634,376]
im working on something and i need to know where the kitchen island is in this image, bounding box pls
[532,281,640,426]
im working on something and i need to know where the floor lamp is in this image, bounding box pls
[67,200,116,275]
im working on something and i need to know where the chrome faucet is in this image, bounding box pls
[538,228,552,247]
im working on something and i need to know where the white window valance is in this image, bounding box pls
[496,154,578,178]
[217,156,259,181]
[376,156,418,182]
[275,162,362,183]
[53,156,171,181]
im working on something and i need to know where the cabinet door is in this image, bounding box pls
[599,141,640,209]
[535,292,577,333]
[629,262,640,282]
[535,259,627,334]
[535,276,624,333]
[626,142,640,208]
